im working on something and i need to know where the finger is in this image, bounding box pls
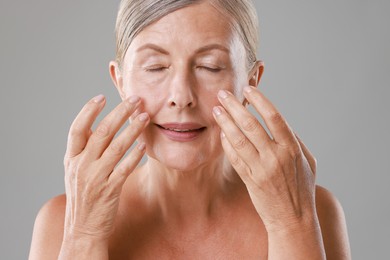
[109,142,146,186]
[85,96,141,159]
[217,90,271,152]
[295,133,317,176]
[65,95,106,159]
[243,86,297,147]
[213,105,259,165]
[220,131,252,185]
[100,112,149,171]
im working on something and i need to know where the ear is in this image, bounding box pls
[243,60,264,106]
[109,61,126,101]
[248,60,264,87]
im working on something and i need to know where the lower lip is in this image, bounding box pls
[158,126,205,142]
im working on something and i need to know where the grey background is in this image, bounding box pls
[1,0,389,259]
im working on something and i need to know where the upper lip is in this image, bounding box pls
[156,122,206,131]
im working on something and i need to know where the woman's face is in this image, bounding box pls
[113,2,250,171]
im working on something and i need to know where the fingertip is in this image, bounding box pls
[213,106,222,116]
[128,95,140,104]
[243,86,255,94]
[93,94,105,103]
[138,112,149,122]
[137,142,146,151]
[218,90,229,100]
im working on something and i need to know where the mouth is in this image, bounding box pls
[155,123,207,141]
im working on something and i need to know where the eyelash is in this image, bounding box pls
[145,67,167,72]
[199,66,222,73]
[144,66,222,73]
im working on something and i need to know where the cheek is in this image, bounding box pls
[123,75,167,117]
[197,74,235,109]
[199,91,220,116]
[199,70,236,89]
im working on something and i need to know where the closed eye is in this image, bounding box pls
[144,65,168,72]
[198,66,223,73]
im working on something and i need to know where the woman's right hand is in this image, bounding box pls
[61,94,149,245]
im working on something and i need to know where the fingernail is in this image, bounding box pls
[137,142,146,151]
[93,94,105,103]
[244,86,254,93]
[128,96,140,104]
[138,112,149,122]
[218,90,228,99]
[213,106,222,116]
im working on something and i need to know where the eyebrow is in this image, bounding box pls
[136,43,230,55]
[136,44,170,55]
[195,44,230,54]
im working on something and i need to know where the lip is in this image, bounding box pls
[155,122,206,142]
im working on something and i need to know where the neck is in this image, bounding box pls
[138,155,241,226]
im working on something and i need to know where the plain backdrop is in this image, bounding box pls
[1,0,389,259]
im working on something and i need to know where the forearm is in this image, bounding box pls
[58,234,109,260]
[267,218,326,260]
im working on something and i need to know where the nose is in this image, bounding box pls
[167,68,197,109]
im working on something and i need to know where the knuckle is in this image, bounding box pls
[114,165,127,178]
[230,154,242,167]
[119,102,133,117]
[232,135,248,150]
[289,144,302,158]
[117,106,129,118]
[268,111,283,125]
[108,141,124,156]
[69,124,85,138]
[112,167,131,185]
[242,116,259,132]
[95,122,110,137]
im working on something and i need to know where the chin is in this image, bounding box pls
[148,145,209,172]
[146,139,227,173]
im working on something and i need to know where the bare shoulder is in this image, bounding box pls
[29,194,66,260]
[315,185,351,260]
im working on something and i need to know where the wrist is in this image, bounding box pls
[266,214,326,260]
[267,219,322,240]
[63,224,112,244]
[59,231,109,260]
[265,206,320,235]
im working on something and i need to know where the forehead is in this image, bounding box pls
[129,2,235,52]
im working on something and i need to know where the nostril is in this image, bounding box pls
[168,101,193,108]
[168,94,196,109]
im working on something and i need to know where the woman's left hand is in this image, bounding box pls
[213,86,319,233]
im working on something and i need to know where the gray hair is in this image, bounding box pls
[115,0,259,71]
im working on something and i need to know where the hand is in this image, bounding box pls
[213,86,318,232]
[63,95,149,242]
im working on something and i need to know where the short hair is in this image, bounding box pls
[114,0,259,71]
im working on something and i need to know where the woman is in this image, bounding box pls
[29,0,351,259]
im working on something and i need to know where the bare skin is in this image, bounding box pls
[29,2,351,259]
